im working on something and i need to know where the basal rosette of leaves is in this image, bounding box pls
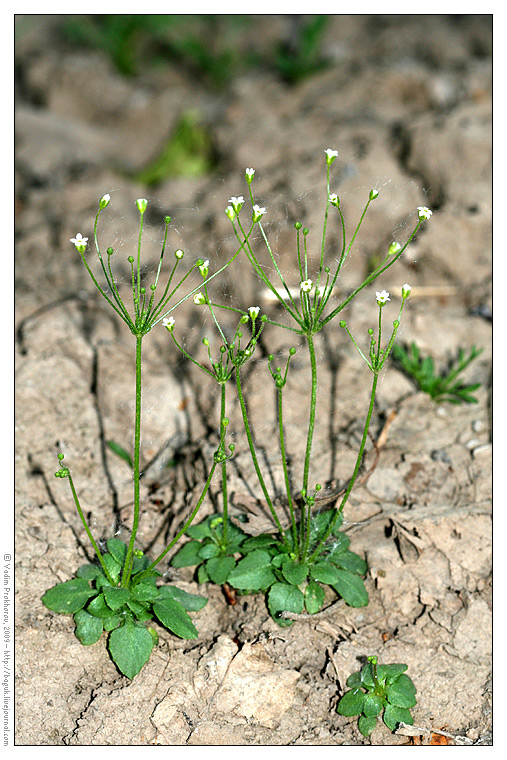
[337,656,417,738]
[171,508,368,625]
[42,537,207,679]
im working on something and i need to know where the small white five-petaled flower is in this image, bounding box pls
[324,148,339,164]
[245,168,255,182]
[194,292,206,305]
[70,233,88,251]
[329,193,340,206]
[300,279,313,293]
[252,204,266,222]
[248,306,260,320]
[162,316,175,332]
[417,206,433,220]
[229,196,244,212]
[376,290,391,305]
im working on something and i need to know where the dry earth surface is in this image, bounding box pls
[15,15,492,746]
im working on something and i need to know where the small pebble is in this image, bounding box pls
[472,443,492,460]
[465,438,480,450]
[472,420,485,433]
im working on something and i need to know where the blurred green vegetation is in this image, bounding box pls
[58,14,329,88]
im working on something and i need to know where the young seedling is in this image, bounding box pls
[42,194,253,677]
[392,341,483,404]
[337,655,417,738]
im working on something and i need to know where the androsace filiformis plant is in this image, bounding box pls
[337,655,417,738]
[42,194,253,678]
[172,155,433,625]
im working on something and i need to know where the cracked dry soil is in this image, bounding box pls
[15,15,492,745]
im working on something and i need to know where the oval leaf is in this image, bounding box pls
[281,557,308,586]
[205,556,236,585]
[42,578,96,614]
[332,549,367,576]
[267,582,304,627]
[358,715,377,737]
[228,550,276,591]
[74,609,104,645]
[106,538,127,566]
[170,540,202,568]
[383,704,414,732]
[103,586,130,611]
[158,585,208,611]
[337,688,365,716]
[108,623,154,679]
[153,597,198,639]
[331,569,369,607]
[304,580,325,615]
[363,693,384,718]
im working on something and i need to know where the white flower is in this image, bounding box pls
[70,233,88,251]
[252,204,266,222]
[99,193,111,209]
[369,188,379,200]
[329,193,340,207]
[193,292,206,305]
[199,259,209,278]
[162,316,175,332]
[174,249,184,259]
[300,279,313,293]
[376,290,391,305]
[248,306,260,320]
[417,206,432,220]
[401,283,412,299]
[225,205,237,221]
[245,168,255,182]
[324,148,339,165]
[388,242,402,256]
[229,195,244,212]
[136,198,148,213]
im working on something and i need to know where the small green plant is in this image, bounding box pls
[393,341,483,404]
[337,655,417,738]
[275,15,329,83]
[167,156,432,626]
[42,194,252,678]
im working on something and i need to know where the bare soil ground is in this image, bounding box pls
[15,15,492,745]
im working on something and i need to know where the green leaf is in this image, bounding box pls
[103,554,122,584]
[304,580,325,615]
[331,569,369,607]
[326,531,350,556]
[76,564,105,581]
[197,541,220,560]
[241,535,278,551]
[309,561,342,585]
[131,553,152,574]
[186,518,213,539]
[74,609,104,645]
[106,538,127,566]
[358,715,378,737]
[267,582,304,627]
[170,540,202,568]
[346,671,362,688]
[205,556,236,585]
[130,584,160,603]
[107,440,133,468]
[127,600,153,621]
[103,614,123,632]
[336,688,366,716]
[376,663,408,684]
[197,563,209,583]
[103,586,130,611]
[363,693,384,717]
[158,585,208,611]
[281,557,308,586]
[153,597,198,639]
[386,675,417,708]
[382,704,413,732]
[331,549,367,576]
[108,623,154,679]
[87,593,115,619]
[228,550,276,591]
[42,579,97,614]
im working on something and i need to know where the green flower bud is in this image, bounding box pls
[294,221,302,230]
[369,188,379,200]
[339,320,347,328]
[136,198,148,214]
[164,215,171,225]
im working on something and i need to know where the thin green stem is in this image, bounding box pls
[66,472,115,585]
[139,461,218,577]
[121,334,143,587]
[278,386,298,550]
[236,369,291,548]
[220,383,228,547]
[301,332,318,559]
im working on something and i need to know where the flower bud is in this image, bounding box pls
[401,283,412,299]
[174,249,184,260]
[193,292,206,305]
[389,242,402,256]
[369,189,379,200]
[99,193,111,210]
[245,168,255,183]
[136,198,148,214]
